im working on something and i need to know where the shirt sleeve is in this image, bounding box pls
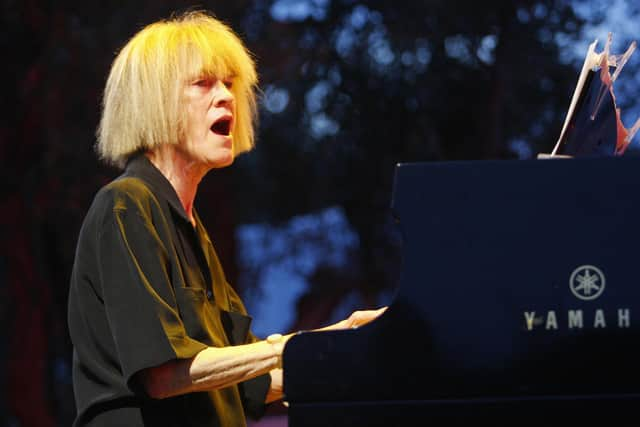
[239,374,271,420]
[96,190,208,390]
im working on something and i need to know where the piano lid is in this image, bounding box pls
[283,157,640,425]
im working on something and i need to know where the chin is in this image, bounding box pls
[210,153,234,169]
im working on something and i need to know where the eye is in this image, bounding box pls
[193,78,212,87]
[223,80,233,90]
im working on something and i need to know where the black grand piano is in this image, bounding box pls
[282,156,640,426]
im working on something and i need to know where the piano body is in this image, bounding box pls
[282,157,640,426]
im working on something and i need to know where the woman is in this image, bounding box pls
[67,10,384,427]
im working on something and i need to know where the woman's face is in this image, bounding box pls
[180,75,236,169]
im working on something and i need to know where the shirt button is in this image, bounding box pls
[206,290,213,300]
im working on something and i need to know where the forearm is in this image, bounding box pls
[191,341,278,391]
[140,306,384,400]
[142,339,281,399]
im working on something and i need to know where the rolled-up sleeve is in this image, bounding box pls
[97,194,207,388]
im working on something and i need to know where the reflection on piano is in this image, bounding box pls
[283,157,640,426]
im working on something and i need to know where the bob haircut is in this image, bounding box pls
[97,11,258,168]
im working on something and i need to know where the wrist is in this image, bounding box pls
[266,333,284,369]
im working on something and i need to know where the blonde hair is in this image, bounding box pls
[97,11,258,168]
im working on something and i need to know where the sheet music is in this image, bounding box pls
[551,39,601,156]
[549,34,639,157]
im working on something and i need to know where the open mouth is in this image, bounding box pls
[211,117,232,136]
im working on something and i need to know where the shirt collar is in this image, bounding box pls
[123,153,193,224]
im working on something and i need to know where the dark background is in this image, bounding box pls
[1,0,639,425]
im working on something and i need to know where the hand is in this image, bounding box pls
[301,306,388,333]
[342,306,387,329]
[266,369,283,403]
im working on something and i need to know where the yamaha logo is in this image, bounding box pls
[523,264,631,331]
[569,265,605,301]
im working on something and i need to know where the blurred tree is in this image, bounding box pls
[233,0,591,304]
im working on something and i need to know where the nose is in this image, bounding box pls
[214,80,234,108]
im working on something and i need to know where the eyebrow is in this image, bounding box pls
[191,72,238,81]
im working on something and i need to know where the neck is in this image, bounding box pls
[145,146,206,226]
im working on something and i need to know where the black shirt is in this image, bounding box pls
[68,155,270,426]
